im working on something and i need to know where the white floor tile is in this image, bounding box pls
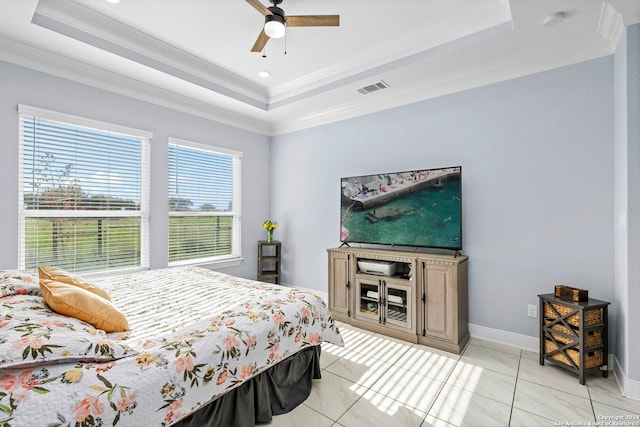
[311,328,633,427]
[338,325,412,364]
[394,344,459,382]
[508,408,556,427]
[446,361,516,405]
[459,343,520,378]
[517,353,590,398]
[319,347,341,369]
[324,348,394,387]
[421,414,458,427]
[513,379,595,423]
[368,364,445,413]
[592,401,640,420]
[466,337,522,356]
[337,389,427,427]
[305,372,366,421]
[588,376,640,414]
[428,382,512,427]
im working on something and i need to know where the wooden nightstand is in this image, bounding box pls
[257,241,281,284]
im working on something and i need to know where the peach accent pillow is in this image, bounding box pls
[40,279,129,332]
[38,266,111,301]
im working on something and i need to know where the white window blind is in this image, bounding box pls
[18,105,151,274]
[168,138,242,265]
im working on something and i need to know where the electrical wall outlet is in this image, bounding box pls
[527,304,537,318]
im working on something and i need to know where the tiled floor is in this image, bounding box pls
[269,322,640,427]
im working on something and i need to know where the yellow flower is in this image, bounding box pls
[136,352,160,367]
[62,369,83,384]
[263,220,278,231]
[246,312,263,321]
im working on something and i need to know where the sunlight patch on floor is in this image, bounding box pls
[324,325,483,423]
[427,360,483,425]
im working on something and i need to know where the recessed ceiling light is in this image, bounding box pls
[258,71,271,78]
[106,0,120,4]
[543,12,565,28]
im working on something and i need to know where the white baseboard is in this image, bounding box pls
[468,323,538,352]
[613,356,640,401]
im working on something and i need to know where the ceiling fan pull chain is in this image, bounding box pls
[284,32,287,55]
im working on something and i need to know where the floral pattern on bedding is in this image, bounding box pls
[0,271,40,298]
[0,294,137,369]
[0,267,343,427]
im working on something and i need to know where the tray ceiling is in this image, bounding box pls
[1,0,639,135]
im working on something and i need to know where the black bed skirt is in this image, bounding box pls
[172,345,322,427]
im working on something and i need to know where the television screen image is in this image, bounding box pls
[340,166,462,250]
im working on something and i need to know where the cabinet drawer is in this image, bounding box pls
[543,303,601,327]
[546,323,603,348]
[544,339,603,369]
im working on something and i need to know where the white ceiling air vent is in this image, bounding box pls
[357,80,390,95]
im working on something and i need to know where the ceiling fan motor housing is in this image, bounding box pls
[267,6,285,19]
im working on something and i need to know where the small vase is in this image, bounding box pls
[267,230,273,242]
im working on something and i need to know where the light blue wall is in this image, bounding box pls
[0,53,623,351]
[0,61,271,279]
[626,23,640,383]
[271,57,615,339]
[614,23,640,383]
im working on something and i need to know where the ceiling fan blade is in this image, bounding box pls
[246,0,272,16]
[286,15,340,27]
[251,29,270,52]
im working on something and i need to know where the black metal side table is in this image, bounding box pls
[538,293,609,385]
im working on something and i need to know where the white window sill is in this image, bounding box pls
[169,256,244,270]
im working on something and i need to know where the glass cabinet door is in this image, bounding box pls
[355,277,413,333]
[384,280,412,331]
[355,279,381,322]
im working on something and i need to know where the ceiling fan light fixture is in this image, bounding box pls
[264,14,285,38]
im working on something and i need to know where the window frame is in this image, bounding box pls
[17,104,151,274]
[167,137,242,268]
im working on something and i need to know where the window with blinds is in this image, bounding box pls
[18,105,151,274]
[168,138,242,265]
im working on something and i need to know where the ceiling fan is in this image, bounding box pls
[245,0,339,52]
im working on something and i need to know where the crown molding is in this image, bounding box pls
[1,25,613,139]
[32,0,513,113]
[0,36,271,135]
[269,39,611,136]
[33,0,270,109]
[269,21,513,111]
[268,0,512,104]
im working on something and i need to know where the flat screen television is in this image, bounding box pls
[340,166,462,250]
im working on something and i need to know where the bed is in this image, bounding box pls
[0,266,343,426]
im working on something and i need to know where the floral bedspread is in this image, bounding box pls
[0,267,343,426]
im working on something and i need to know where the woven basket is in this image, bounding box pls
[549,324,603,348]
[544,339,603,369]
[544,303,602,327]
